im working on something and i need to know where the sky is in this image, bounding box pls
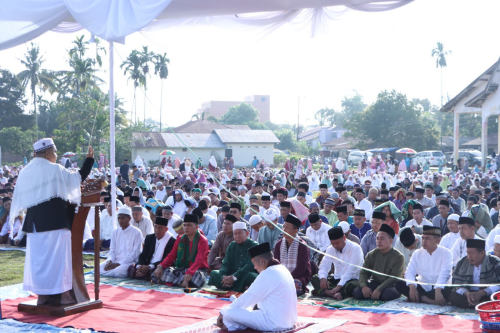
[1,0,500,128]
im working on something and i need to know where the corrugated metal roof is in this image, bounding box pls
[161,133,225,148]
[214,129,279,143]
[174,120,250,133]
[132,132,166,148]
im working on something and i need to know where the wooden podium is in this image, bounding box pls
[18,180,104,316]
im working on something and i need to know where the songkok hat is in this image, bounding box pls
[221,205,230,213]
[261,194,271,201]
[103,197,111,203]
[447,213,460,222]
[336,205,347,213]
[325,198,335,206]
[184,213,199,224]
[459,216,475,226]
[132,206,142,212]
[372,211,386,220]
[494,234,500,245]
[285,214,301,229]
[328,226,344,240]
[276,188,288,196]
[413,203,423,211]
[230,202,242,211]
[155,217,169,226]
[297,192,306,198]
[338,221,350,234]
[335,186,345,193]
[423,225,441,237]
[248,243,271,258]
[249,215,262,226]
[265,208,278,221]
[225,214,238,223]
[319,183,328,189]
[399,227,416,247]
[33,138,55,152]
[379,224,395,238]
[438,199,450,207]
[198,200,208,211]
[355,188,364,193]
[353,209,365,217]
[308,213,321,224]
[192,207,203,219]
[280,201,291,208]
[233,221,247,231]
[130,196,140,203]
[117,206,132,217]
[466,238,485,250]
[172,219,183,233]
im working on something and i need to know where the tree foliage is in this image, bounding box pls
[0,70,32,130]
[220,103,259,125]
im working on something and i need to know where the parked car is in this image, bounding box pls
[448,150,484,167]
[414,151,446,167]
[347,150,372,166]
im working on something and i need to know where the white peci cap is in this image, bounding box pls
[248,215,262,226]
[448,214,460,222]
[117,206,132,217]
[338,221,350,234]
[33,138,55,152]
[233,221,247,231]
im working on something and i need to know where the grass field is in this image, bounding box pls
[0,250,103,287]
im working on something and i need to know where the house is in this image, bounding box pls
[131,121,279,167]
[441,57,500,166]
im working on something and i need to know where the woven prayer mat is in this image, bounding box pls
[159,316,347,333]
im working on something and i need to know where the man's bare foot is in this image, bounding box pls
[37,295,51,305]
[324,289,336,297]
[421,295,434,305]
[59,291,76,305]
[333,292,343,300]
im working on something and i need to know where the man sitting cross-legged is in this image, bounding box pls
[208,221,259,292]
[208,214,236,270]
[353,224,405,301]
[311,226,364,300]
[273,214,312,296]
[128,217,176,280]
[100,206,143,278]
[152,213,209,288]
[396,226,452,305]
[448,239,500,308]
[216,243,297,331]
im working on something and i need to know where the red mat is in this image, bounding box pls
[2,284,481,333]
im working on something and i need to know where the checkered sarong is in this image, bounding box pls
[160,267,207,288]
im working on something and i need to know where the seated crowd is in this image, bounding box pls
[2,165,500,310]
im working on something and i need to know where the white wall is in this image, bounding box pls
[226,143,274,167]
[132,147,225,167]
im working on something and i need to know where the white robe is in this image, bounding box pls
[24,228,72,295]
[221,264,297,331]
[100,225,143,278]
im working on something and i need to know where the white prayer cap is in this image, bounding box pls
[233,221,247,232]
[117,206,132,217]
[249,215,262,226]
[33,138,55,152]
[448,214,460,222]
[338,221,350,234]
[264,208,278,221]
[495,235,500,245]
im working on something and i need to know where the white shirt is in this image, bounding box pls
[440,231,461,250]
[355,198,373,220]
[132,217,154,239]
[405,218,433,229]
[88,209,117,240]
[221,264,297,331]
[150,231,173,267]
[306,223,332,252]
[318,240,364,285]
[108,225,143,265]
[155,188,166,201]
[451,234,482,266]
[394,234,422,268]
[167,213,182,238]
[404,245,452,292]
[486,225,500,253]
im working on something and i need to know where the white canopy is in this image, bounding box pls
[0,0,413,50]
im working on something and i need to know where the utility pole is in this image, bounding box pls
[297,97,300,141]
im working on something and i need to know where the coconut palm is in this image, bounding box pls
[139,46,155,123]
[431,42,451,107]
[121,50,145,123]
[17,43,55,138]
[153,52,169,131]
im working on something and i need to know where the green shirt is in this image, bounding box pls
[359,247,404,292]
[219,238,258,280]
[320,209,339,227]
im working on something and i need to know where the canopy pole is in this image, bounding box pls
[109,41,117,222]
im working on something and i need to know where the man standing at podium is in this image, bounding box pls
[10,138,94,306]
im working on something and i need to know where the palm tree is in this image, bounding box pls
[153,52,169,132]
[139,46,155,123]
[431,42,451,107]
[121,50,145,123]
[17,43,55,138]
